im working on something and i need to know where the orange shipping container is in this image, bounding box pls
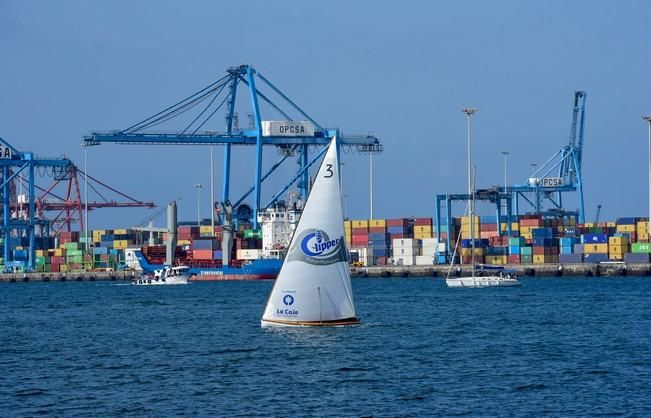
[193,249,214,260]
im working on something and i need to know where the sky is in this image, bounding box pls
[1,1,650,229]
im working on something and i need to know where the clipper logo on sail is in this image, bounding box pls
[287,229,347,265]
[301,230,339,257]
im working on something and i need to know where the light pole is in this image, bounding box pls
[194,183,203,227]
[210,146,216,235]
[83,145,89,252]
[501,150,510,226]
[462,107,477,272]
[643,115,651,241]
[462,107,477,212]
[369,150,374,220]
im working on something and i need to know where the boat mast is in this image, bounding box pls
[463,108,477,279]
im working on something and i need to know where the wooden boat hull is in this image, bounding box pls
[260,317,361,327]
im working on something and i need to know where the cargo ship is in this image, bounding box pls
[128,202,302,281]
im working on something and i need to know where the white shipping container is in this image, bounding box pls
[393,247,420,257]
[421,246,437,257]
[394,256,415,266]
[437,242,447,252]
[421,238,438,247]
[237,249,263,260]
[415,255,434,265]
[349,247,369,259]
[392,238,421,249]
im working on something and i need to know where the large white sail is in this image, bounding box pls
[261,137,359,327]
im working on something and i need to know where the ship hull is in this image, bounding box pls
[188,259,282,281]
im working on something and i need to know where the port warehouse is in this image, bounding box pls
[5,213,651,274]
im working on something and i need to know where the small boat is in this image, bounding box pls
[445,108,520,289]
[446,266,521,288]
[261,137,360,327]
[132,265,192,286]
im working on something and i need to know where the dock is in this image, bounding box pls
[1,262,651,283]
[0,270,138,283]
[351,263,651,278]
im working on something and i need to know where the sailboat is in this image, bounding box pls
[445,168,521,288]
[261,137,360,327]
[445,108,520,288]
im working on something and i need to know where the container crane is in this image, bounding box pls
[435,91,587,259]
[508,91,587,223]
[83,64,382,228]
[0,137,154,271]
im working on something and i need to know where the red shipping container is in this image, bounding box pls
[413,218,433,226]
[520,218,542,227]
[351,227,368,235]
[368,226,386,234]
[481,223,498,232]
[508,254,520,264]
[386,218,410,227]
[193,249,214,260]
[461,255,485,264]
[351,236,369,246]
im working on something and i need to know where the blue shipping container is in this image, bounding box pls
[560,246,573,254]
[582,234,608,244]
[192,239,215,250]
[532,227,553,238]
[560,254,583,263]
[625,253,650,264]
[461,239,489,248]
[583,253,609,263]
[368,233,389,241]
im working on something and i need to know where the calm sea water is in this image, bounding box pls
[1,277,651,417]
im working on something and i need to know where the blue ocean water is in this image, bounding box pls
[1,277,651,417]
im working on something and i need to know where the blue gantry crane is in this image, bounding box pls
[509,91,587,223]
[0,137,73,271]
[83,64,382,228]
[435,91,588,259]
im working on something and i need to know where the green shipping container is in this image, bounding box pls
[521,255,533,264]
[519,246,533,256]
[632,243,651,253]
[244,229,262,239]
[509,237,527,246]
[64,242,80,250]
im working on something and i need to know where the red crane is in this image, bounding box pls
[13,165,154,233]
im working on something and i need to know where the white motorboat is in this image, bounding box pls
[261,137,360,327]
[132,266,191,286]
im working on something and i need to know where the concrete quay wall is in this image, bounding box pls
[0,270,138,283]
[351,263,651,278]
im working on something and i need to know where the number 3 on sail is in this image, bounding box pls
[261,137,360,327]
